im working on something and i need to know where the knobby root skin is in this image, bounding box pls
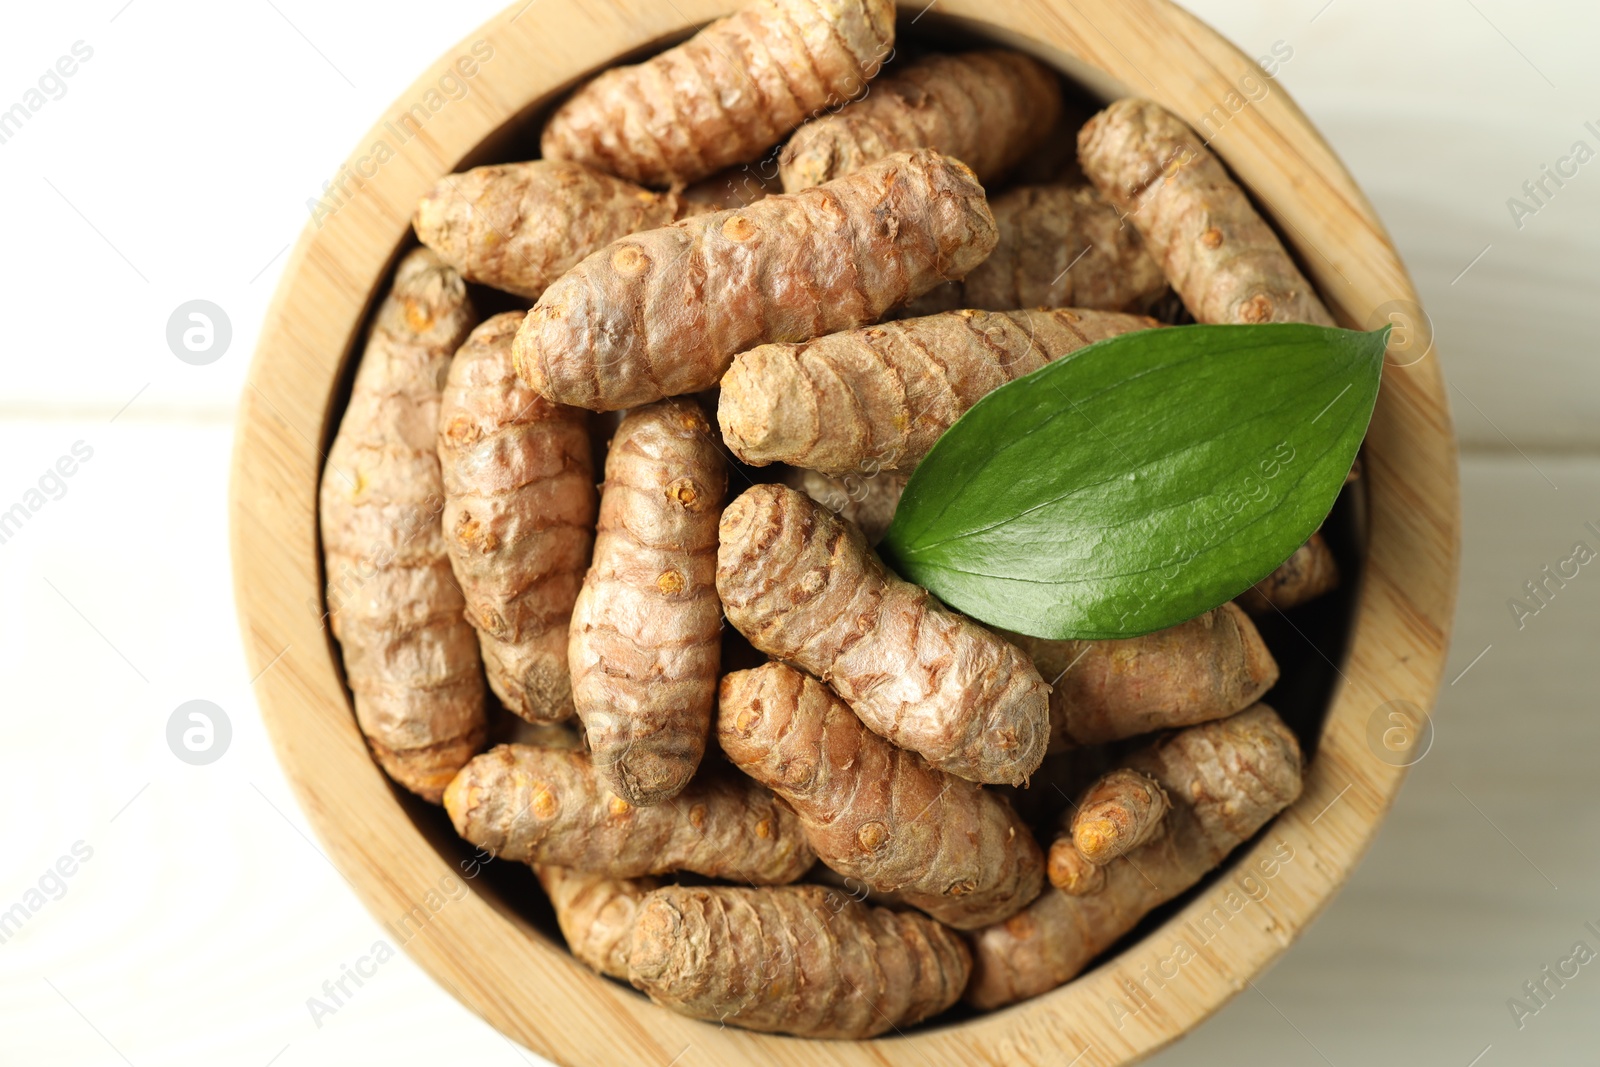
[718,663,1045,929]
[782,465,907,545]
[569,398,728,805]
[438,313,596,723]
[779,50,1063,192]
[1010,601,1278,749]
[717,484,1049,785]
[1069,767,1170,865]
[719,307,1158,475]
[319,248,485,803]
[540,0,897,188]
[514,149,999,412]
[626,884,971,1037]
[1078,98,1336,327]
[1238,530,1340,615]
[966,704,1304,1009]
[900,184,1169,317]
[443,744,814,883]
[534,865,659,980]
[413,161,691,301]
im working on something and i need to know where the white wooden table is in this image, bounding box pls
[2,1,1595,1063]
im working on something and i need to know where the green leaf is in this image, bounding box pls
[879,323,1386,640]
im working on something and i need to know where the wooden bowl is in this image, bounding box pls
[231,1,1460,1062]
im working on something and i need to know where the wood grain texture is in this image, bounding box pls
[229,1,1460,1064]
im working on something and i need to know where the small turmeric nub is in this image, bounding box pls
[1069,767,1170,864]
[966,705,1304,1009]
[1045,840,1106,896]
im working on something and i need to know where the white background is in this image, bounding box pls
[1,1,1596,1064]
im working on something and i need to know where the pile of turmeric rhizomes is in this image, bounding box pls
[319,0,1342,1037]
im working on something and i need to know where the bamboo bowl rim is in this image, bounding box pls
[230,1,1461,1063]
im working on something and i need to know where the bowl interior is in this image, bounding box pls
[316,8,1368,1032]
